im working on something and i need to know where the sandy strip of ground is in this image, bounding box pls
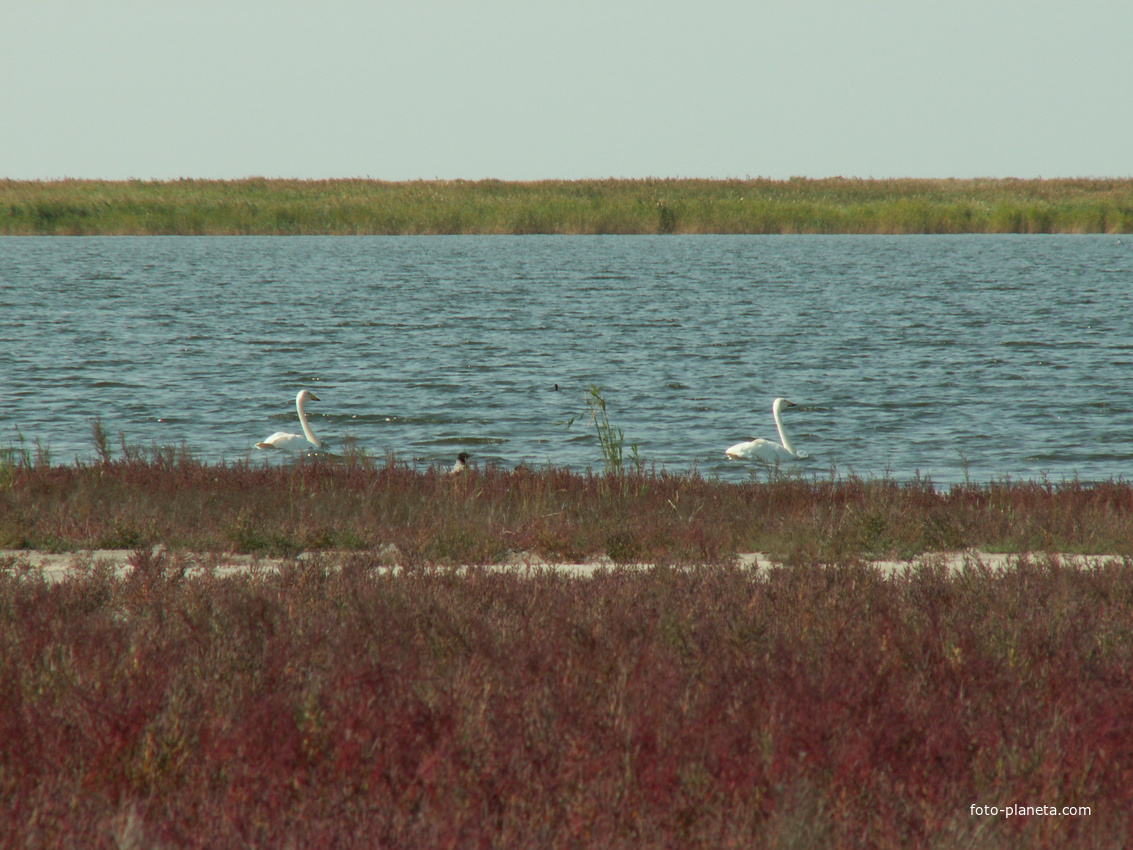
[1,548,1125,583]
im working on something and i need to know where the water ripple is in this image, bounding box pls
[2,235,1132,484]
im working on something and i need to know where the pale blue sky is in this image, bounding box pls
[3,1,1131,181]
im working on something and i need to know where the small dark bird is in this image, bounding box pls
[450,452,470,474]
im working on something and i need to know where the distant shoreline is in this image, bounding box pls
[3,177,1132,235]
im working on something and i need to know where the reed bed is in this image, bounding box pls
[3,177,1132,235]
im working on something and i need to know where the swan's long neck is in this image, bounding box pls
[297,395,320,448]
[772,401,795,455]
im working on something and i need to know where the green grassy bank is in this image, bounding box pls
[3,177,1132,235]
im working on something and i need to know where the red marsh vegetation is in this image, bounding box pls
[1,552,1129,847]
[2,451,1132,562]
[2,454,1132,846]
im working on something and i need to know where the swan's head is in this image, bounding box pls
[773,397,796,411]
[297,389,320,404]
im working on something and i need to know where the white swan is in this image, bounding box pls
[725,397,809,462]
[256,389,321,451]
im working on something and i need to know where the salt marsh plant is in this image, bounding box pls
[1,556,1129,847]
[3,443,1133,846]
[0,428,51,482]
[2,447,1133,562]
[89,416,112,464]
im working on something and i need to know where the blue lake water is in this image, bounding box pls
[2,235,1131,486]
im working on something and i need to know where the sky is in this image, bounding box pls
[3,1,1131,182]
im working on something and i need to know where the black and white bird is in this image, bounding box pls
[450,452,470,474]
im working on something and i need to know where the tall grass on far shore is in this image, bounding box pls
[3,177,1132,235]
[2,447,1132,562]
[1,555,1128,847]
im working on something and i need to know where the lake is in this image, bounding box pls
[2,235,1131,485]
